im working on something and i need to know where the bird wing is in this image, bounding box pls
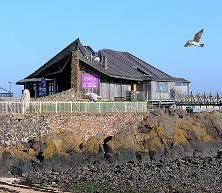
[193,29,203,43]
[184,42,191,47]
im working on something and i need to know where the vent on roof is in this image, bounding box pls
[136,68,147,75]
[92,52,100,62]
[102,55,108,69]
[84,46,100,62]
[93,56,100,62]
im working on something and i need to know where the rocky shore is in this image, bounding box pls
[0,109,222,192]
[21,156,222,193]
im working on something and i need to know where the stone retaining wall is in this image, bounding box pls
[1,109,222,177]
[0,112,144,147]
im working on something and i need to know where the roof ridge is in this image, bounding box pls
[27,38,80,78]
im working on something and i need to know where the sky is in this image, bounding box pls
[0,1,222,96]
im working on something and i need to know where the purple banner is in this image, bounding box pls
[81,74,99,89]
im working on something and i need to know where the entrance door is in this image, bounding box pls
[131,83,143,91]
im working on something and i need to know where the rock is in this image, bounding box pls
[190,140,222,157]
[20,89,30,113]
[1,110,222,178]
[217,149,222,158]
[168,108,187,118]
[209,112,222,137]
[135,151,151,162]
[81,136,103,155]
[0,151,32,176]
[170,144,193,160]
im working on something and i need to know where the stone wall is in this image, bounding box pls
[0,112,144,147]
[33,88,86,101]
[1,109,222,176]
[70,51,80,91]
[0,114,51,147]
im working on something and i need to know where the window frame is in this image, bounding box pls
[156,81,168,92]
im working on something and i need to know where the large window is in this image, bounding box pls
[175,82,187,86]
[156,82,168,92]
[48,82,54,95]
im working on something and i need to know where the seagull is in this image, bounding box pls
[184,29,204,47]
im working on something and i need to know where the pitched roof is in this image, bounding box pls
[17,38,190,84]
[98,49,174,81]
[79,49,189,82]
[26,38,82,78]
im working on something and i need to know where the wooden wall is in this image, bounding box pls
[100,81,131,100]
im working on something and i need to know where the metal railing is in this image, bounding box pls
[175,92,222,105]
[0,101,152,114]
[126,91,147,101]
[0,92,13,97]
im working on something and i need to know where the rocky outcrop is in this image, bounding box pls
[0,110,222,176]
[103,110,222,164]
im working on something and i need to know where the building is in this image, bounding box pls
[0,86,12,98]
[16,38,190,102]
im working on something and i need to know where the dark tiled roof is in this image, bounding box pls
[17,78,53,85]
[79,56,142,81]
[98,49,177,81]
[17,38,190,84]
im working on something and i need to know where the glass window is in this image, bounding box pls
[48,82,54,95]
[176,82,187,86]
[156,82,168,92]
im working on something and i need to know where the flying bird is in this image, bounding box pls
[184,29,204,47]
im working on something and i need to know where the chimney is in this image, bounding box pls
[103,55,108,70]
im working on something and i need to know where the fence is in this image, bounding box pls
[0,101,151,114]
[175,92,222,105]
[0,93,12,97]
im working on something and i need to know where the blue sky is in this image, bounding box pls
[0,1,222,96]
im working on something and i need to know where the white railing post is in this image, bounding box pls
[70,101,72,113]
[112,102,119,114]
[22,101,25,114]
[6,101,8,113]
[84,102,87,113]
[78,102,80,112]
[39,101,42,113]
[55,101,58,113]
[99,102,101,113]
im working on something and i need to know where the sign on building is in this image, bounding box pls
[81,74,99,89]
